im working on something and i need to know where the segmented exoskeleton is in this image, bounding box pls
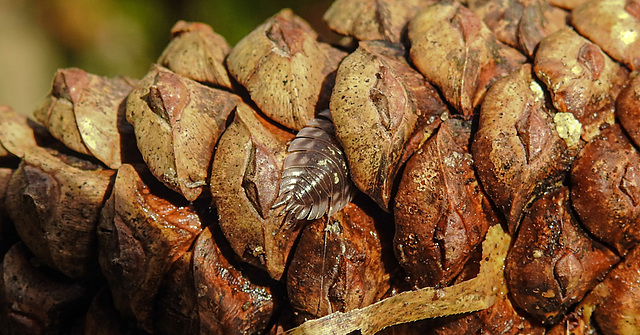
[273,109,356,224]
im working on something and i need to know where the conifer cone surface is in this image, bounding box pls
[2,1,640,334]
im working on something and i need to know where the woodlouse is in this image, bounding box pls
[273,109,356,223]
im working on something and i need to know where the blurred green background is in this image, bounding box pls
[0,0,334,116]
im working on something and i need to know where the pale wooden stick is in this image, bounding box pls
[287,224,511,335]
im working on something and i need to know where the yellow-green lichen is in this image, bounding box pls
[554,112,582,148]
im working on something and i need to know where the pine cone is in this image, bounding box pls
[2,0,640,333]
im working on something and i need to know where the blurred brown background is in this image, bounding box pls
[0,0,334,116]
